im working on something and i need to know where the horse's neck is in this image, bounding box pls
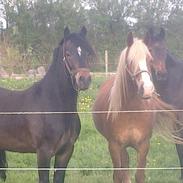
[123,77,139,108]
[124,79,153,110]
[41,60,78,105]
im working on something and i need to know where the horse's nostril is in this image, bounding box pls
[157,71,168,81]
[79,75,85,82]
[139,85,144,97]
[79,75,91,84]
[76,72,91,90]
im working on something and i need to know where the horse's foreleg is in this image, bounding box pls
[53,144,74,183]
[108,141,123,183]
[121,148,131,183]
[135,140,150,183]
[37,148,52,183]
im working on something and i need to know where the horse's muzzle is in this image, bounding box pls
[156,70,168,81]
[75,69,91,90]
[139,82,155,99]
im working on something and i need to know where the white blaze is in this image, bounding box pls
[139,60,152,87]
[77,46,82,56]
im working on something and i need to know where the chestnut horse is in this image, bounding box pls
[92,32,177,183]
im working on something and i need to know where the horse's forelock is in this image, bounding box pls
[59,33,95,58]
[74,35,95,58]
[128,40,151,65]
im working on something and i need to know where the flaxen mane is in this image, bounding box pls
[108,39,152,117]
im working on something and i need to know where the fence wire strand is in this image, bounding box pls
[0,167,182,171]
[0,109,182,115]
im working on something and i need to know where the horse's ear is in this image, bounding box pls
[64,26,70,37]
[159,27,165,40]
[144,28,153,45]
[80,26,87,37]
[127,32,133,47]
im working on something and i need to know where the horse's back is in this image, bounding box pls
[0,85,60,152]
[0,82,56,111]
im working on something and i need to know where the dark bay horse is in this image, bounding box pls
[92,32,178,183]
[0,26,95,183]
[148,27,183,180]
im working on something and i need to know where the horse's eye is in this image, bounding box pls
[149,48,152,53]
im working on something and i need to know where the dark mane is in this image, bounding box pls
[166,51,183,65]
[53,47,60,62]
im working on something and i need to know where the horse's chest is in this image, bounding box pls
[53,114,81,153]
[65,115,81,141]
[118,128,152,146]
[111,113,153,145]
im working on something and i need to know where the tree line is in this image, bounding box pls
[0,0,183,72]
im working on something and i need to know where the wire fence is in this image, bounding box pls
[0,65,181,173]
[0,109,182,172]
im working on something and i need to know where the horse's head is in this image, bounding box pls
[125,32,155,99]
[144,27,168,80]
[60,26,95,91]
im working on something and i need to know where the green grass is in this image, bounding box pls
[0,75,182,183]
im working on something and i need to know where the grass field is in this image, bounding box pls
[0,76,181,183]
